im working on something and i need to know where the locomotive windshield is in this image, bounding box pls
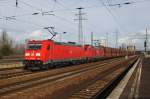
[27,43,42,50]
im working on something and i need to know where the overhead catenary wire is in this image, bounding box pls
[1,0,149,44]
[0,13,77,35]
[0,1,105,36]
[18,0,43,12]
[0,1,74,32]
[52,1,104,43]
[108,0,150,7]
[55,0,72,11]
[20,1,81,31]
[0,0,122,44]
[13,0,77,31]
[98,0,125,33]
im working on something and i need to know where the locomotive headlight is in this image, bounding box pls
[36,53,41,56]
[25,53,30,56]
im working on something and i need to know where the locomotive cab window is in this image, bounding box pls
[27,44,42,50]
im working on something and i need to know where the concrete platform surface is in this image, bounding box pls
[120,57,150,99]
[107,57,150,99]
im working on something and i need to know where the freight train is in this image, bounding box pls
[23,39,134,70]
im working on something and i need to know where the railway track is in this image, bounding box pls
[0,66,22,71]
[0,69,32,79]
[0,56,137,99]
[0,58,121,79]
[69,57,138,99]
[0,57,124,97]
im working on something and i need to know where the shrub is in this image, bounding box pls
[0,44,13,56]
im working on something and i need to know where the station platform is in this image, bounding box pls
[107,56,150,99]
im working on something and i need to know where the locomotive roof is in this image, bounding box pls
[54,41,82,47]
[28,40,82,46]
[28,40,124,49]
[28,39,53,43]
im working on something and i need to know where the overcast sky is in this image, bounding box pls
[0,0,150,50]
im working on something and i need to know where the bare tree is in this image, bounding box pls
[0,30,13,56]
[1,30,8,44]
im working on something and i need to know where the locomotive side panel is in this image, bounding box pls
[51,43,85,63]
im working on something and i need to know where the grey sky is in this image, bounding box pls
[0,0,150,50]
